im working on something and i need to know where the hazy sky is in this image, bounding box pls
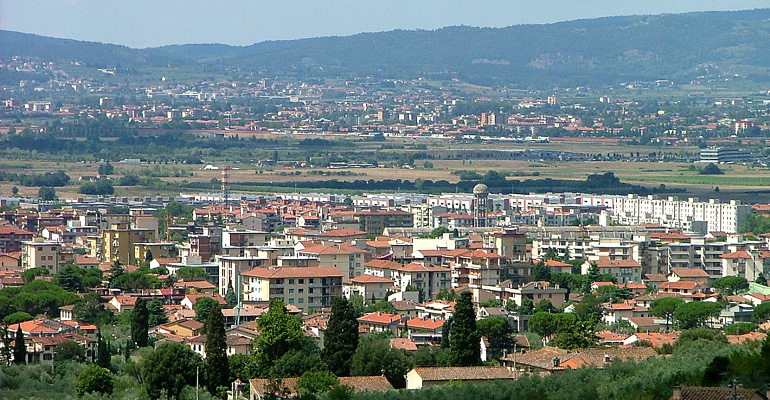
[1,1,767,48]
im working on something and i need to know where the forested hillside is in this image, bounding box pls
[3,9,770,87]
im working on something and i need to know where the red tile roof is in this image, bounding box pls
[241,266,343,279]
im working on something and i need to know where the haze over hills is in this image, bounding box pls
[3,9,770,87]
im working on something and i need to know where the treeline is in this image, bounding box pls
[212,171,672,196]
[354,331,767,400]
[0,170,70,187]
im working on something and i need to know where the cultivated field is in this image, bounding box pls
[3,137,770,202]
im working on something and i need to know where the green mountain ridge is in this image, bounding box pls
[3,8,770,87]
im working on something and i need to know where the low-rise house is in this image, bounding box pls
[249,375,393,400]
[390,337,418,352]
[401,316,444,346]
[670,386,767,400]
[189,333,254,358]
[405,366,516,390]
[668,268,710,286]
[152,318,205,338]
[623,332,680,348]
[501,346,657,374]
[107,295,137,313]
[727,331,767,345]
[181,293,227,311]
[357,312,404,335]
[744,293,770,306]
[659,281,701,297]
[416,300,455,320]
[174,279,217,295]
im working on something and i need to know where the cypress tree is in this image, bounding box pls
[124,341,130,362]
[322,296,359,376]
[130,298,149,347]
[225,280,238,309]
[205,303,229,395]
[97,330,111,369]
[1,326,12,365]
[440,317,453,349]
[447,291,480,366]
[13,325,26,364]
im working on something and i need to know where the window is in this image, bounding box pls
[298,279,304,284]
[289,289,294,294]
[298,298,304,304]
[309,279,314,284]
[289,279,295,284]
[298,288,304,293]
[309,288,314,293]
[288,298,294,304]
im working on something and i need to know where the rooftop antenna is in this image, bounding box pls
[165,210,171,242]
[222,164,231,207]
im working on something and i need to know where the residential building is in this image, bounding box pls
[216,256,269,297]
[242,266,343,311]
[355,210,413,235]
[102,222,156,265]
[406,367,516,390]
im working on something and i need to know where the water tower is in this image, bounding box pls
[473,183,489,228]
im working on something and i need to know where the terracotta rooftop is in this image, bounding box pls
[671,386,762,400]
[410,366,515,381]
[241,266,343,279]
[671,268,709,278]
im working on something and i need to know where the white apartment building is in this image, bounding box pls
[611,195,749,233]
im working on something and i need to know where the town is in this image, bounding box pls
[0,179,770,399]
[6,7,770,400]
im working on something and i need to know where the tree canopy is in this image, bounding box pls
[143,343,203,400]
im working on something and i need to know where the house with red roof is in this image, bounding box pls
[357,312,405,335]
[659,281,701,297]
[400,316,444,345]
[181,293,227,311]
[107,295,138,313]
[669,268,710,286]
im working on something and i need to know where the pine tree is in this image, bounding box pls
[322,297,359,376]
[447,291,480,366]
[130,298,149,347]
[205,303,229,395]
[13,325,26,364]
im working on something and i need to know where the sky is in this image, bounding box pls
[1,0,768,49]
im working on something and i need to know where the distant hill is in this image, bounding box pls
[4,9,770,87]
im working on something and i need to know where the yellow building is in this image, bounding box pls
[134,242,177,263]
[102,222,156,265]
[21,239,63,273]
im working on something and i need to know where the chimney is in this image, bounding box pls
[552,357,560,367]
[672,386,681,400]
